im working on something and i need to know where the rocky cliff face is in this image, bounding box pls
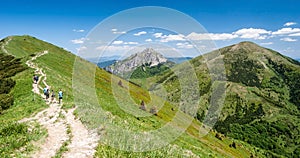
[105,48,168,75]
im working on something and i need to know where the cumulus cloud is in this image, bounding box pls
[272,28,300,35]
[73,29,85,33]
[160,34,185,42]
[125,42,138,45]
[280,37,297,42]
[111,40,138,45]
[152,32,186,42]
[187,32,238,40]
[145,39,152,42]
[234,28,271,39]
[112,40,124,45]
[71,38,87,44]
[134,31,147,36]
[111,28,126,34]
[186,28,270,41]
[284,22,297,26]
[176,42,193,49]
[153,33,163,38]
[288,32,300,36]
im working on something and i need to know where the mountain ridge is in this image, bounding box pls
[145,41,300,157]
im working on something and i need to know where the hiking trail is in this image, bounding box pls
[1,37,12,55]
[20,51,99,158]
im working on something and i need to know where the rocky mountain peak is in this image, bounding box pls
[105,48,168,75]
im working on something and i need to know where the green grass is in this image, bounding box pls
[142,41,300,157]
[0,68,48,157]
[0,35,264,157]
[0,69,47,122]
[0,36,50,157]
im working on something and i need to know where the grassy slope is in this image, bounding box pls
[0,37,48,157]
[145,41,300,157]
[1,35,261,157]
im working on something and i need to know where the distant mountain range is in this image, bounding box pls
[166,56,193,64]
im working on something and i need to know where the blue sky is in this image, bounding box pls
[1,0,300,59]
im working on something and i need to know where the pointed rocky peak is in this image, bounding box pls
[105,48,168,75]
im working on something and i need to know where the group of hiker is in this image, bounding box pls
[33,74,63,104]
[43,86,63,104]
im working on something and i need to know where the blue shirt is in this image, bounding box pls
[43,87,48,93]
[58,91,63,97]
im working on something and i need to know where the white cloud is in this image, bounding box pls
[260,42,273,45]
[187,32,238,40]
[71,38,87,44]
[125,42,138,45]
[111,40,138,45]
[112,40,124,45]
[113,31,126,34]
[284,22,297,26]
[145,39,152,42]
[187,28,270,41]
[288,32,300,36]
[96,45,132,52]
[272,28,300,35]
[280,37,297,42]
[133,31,147,36]
[176,42,194,49]
[111,28,126,34]
[160,34,186,42]
[234,28,271,39]
[152,32,185,42]
[73,29,85,33]
[153,33,163,38]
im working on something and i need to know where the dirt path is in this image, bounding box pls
[20,51,99,158]
[1,37,12,55]
[63,108,99,158]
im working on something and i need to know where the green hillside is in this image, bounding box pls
[0,35,268,157]
[146,41,300,157]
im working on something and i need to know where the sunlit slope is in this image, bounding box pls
[148,41,300,157]
[2,35,263,157]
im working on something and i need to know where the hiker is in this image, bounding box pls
[51,90,55,103]
[45,89,50,102]
[43,86,48,99]
[33,75,38,84]
[58,89,63,104]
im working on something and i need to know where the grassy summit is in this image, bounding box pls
[146,41,300,157]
